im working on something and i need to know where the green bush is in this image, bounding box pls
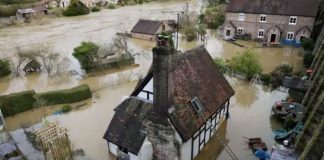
[0,0,37,5]
[301,38,315,51]
[202,6,225,29]
[48,8,64,17]
[62,104,72,113]
[214,58,227,74]
[303,52,315,68]
[63,0,90,16]
[72,41,100,72]
[91,6,101,12]
[137,0,143,4]
[37,84,92,105]
[0,5,19,17]
[228,49,262,80]
[0,59,11,77]
[107,3,116,9]
[0,85,91,117]
[0,90,37,117]
[184,27,196,42]
[270,64,293,88]
[260,74,271,86]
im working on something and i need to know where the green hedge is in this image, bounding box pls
[0,90,37,117]
[0,84,92,117]
[0,59,11,77]
[63,0,90,16]
[37,84,92,105]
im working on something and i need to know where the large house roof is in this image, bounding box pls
[167,46,234,140]
[131,19,162,35]
[104,46,234,154]
[103,97,153,154]
[226,0,319,17]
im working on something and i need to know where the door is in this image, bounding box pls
[270,34,276,43]
[226,30,231,36]
[300,36,306,42]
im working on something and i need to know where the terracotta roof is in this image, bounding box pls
[226,0,319,17]
[131,19,162,35]
[103,97,153,154]
[168,46,234,140]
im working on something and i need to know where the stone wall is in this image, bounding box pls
[143,120,179,160]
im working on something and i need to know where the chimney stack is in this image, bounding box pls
[152,35,174,117]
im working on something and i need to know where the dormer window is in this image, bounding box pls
[191,97,204,114]
[289,16,297,25]
[259,15,266,22]
[238,13,245,21]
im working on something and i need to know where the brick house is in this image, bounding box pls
[131,19,175,41]
[103,38,234,160]
[223,0,319,46]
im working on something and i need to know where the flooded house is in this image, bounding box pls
[223,0,319,46]
[16,7,48,20]
[131,19,175,41]
[103,37,235,160]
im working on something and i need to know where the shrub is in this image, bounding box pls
[214,58,227,74]
[260,74,271,86]
[0,90,37,117]
[37,84,92,105]
[301,38,315,51]
[72,41,100,72]
[48,8,64,17]
[0,5,19,17]
[107,3,116,9]
[270,64,293,88]
[184,27,196,42]
[91,6,101,12]
[137,0,143,4]
[303,52,315,68]
[202,6,225,29]
[0,59,11,77]
[62,105,72,113]
[63,0,90,16]
[228,49,262,80]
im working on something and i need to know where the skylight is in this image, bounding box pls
[191,97,204,114]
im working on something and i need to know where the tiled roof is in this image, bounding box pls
[104,46,235,153]
[131,19,162,35]
[168,46,234,140]
[103,97,153,154]
[226,0,319,17]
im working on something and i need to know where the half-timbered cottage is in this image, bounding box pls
[103,38,234,160]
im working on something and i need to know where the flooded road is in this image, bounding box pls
[0,0,302,160]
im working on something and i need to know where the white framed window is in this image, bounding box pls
[259,14,266,22]
[287,32,294,40]
[237,27,244,35]
[238,13,245,21]
[289,16,297,25]
[257,29,265,38]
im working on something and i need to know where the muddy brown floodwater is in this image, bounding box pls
[0,0,303,160]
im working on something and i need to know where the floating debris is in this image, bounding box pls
[271,101,305,122]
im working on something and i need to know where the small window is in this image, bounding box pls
[289,16,297,25]
[258,29,264,38]
[287,32,294,40]
[238,13,245,21]
[191,97,204,114]
[237,28,243,35]
[259,15,266,22]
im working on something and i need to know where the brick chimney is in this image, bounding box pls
[152,35,175,117]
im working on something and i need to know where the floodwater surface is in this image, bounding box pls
[0,1,301,160]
